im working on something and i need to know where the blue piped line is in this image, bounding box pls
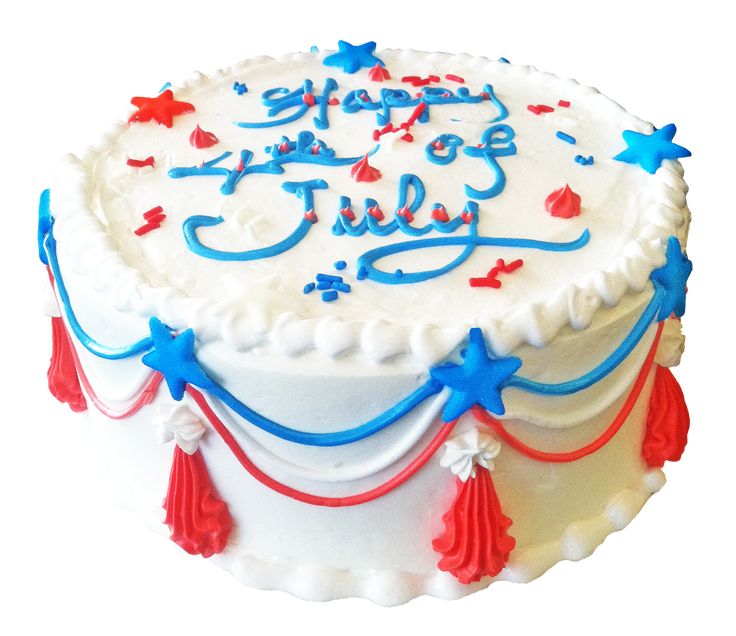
[506,283,665,395]
[42,220,154,360]
[207,379,444,447]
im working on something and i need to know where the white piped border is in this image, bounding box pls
[212,468,665,606]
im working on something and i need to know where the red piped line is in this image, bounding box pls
[46,296,163,419]
[187,386,457,508]
[472,322,663,463]
[127,156,155,168]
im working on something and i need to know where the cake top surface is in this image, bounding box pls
[53,45,689,364]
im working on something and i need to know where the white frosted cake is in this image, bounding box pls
[39,42,693,605]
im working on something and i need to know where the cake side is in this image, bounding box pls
[39,43,693,604]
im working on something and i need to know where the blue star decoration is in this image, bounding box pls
[430,328,522,421]
[323,40,384,74]
[142,318,215,400]
[650,235,693,321]
[613,123,691,174]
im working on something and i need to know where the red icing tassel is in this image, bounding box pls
[545,184,582,218]
[163,446,232,558]
[433,468,515,584]
[189,124,219,148]
[350,154,382,182]
[48,316,87,412]
[642,365,690,468]
[368,63,391,82]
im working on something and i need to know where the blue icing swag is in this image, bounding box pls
[39,188,688,438]
[613,123,691,174]
[182,179,327,262]
[322,40,384,74]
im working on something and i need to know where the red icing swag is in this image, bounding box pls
[642,365,690,467]
[48,316,87,413]
[163,446,233,558]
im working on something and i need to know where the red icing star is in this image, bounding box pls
[128,89,195,128]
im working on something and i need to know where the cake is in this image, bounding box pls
[39,41,693,605]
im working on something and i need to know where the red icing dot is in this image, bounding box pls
[302,93,316,106]
[368,63,391,82]
[397,206,414,223]
[545,184,582,218]
[128,89,195,128]
[350,154,382,183]
[431,206,450,223]
[367,205,385,221]
[189,125,219,149]
[304,209,318,223]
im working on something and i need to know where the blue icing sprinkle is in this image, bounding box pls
[575,154,594,166]
[303,282,316,294]
[498,57,510,63]
[322,290,339,302]
[334,260,347,270]
[322,40,384,74]
[316,273,343,283]
[556,131,576,145]
[159,82,172,93]
[316,280,333,290]
[332,282,351,293]
[232,81,248,95]
[310,45,319,53]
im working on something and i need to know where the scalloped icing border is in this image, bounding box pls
[50,49,690,366]
[210,468,665,606]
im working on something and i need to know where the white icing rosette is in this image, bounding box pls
[440,428,501,481]
[154,403,206,455]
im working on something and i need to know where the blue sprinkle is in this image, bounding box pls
[303,282,316,294]
[159,82,172,93]
[316,280,333,290]
[316,273,343,283]
[395,268,404,278]
[334,260,347,270]
[498,57,510,64]
[322,290,339,302]
[357,266,367,280]
[574,154,595,166]
[332,282,351,293]
[310,45,319,53]
[232,81,248,95]
[556,131,577,145]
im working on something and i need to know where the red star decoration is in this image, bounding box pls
[128,89,195,128]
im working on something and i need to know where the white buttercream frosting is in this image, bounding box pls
[50,49,689,366]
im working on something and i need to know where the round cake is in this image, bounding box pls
[39,42,693,605]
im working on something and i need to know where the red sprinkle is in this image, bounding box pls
[143,205,164,220]
[527,104,554,115]
[445,74,465,83]
[558,99,571,108]
[127,156,155,168]
[469,258,524,288]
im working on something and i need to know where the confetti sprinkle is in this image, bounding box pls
[127,156,155,168]
[232,81,248,95]
[334,260,347,270]
[322,290,339,302]
[303,283,316,294]
[558,99,571,108]
[556,131,577,145]
[574,154,595,166]
[527,104,554,115]
[445,74,465,83]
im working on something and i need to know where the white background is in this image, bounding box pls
[1,1,734,634]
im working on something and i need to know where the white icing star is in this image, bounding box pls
[154,403,206,455]
[440,428,501,481]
